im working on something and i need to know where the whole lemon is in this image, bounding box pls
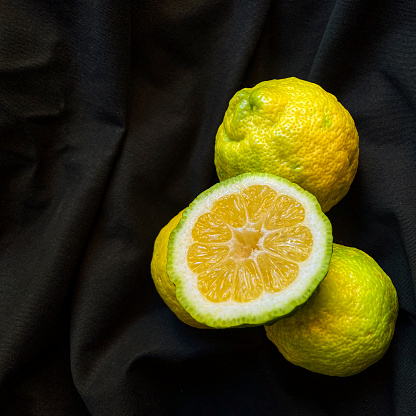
[265,244,399,377]
[150,211,209,329]
[214,78,359,212]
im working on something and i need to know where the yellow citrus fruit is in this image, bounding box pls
[214,77,359,212]
[151,210,209,329]
[265,243,399,377]
[166,173,332,328]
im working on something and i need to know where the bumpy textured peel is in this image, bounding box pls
[265,243,399,377]
[214,77,359,212]
[166,173,333,329]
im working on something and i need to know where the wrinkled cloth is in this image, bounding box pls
[1,1,415,415]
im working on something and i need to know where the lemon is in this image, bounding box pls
[166,173,333,329]
[214,77,359,212]
[265,243,399,377]
[151,210,209,329]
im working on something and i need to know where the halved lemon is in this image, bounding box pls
[167,173,333,328]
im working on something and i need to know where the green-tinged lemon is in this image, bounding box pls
[265,243,399,377]
[214,77,359,212]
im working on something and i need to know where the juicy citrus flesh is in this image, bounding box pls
[214,77,359,212]
[167,173,333,329]
[265,244,399,377]
[150,211,209,329]
[187,185,313,303]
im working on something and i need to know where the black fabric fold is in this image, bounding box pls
[1,0,415,414]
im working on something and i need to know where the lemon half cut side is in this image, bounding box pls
[167,173,333,328]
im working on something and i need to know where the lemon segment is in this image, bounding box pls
[256,253,298,292]
[242,185,277,222]
[167,173,333,328]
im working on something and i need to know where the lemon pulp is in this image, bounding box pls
[187,185,313,303]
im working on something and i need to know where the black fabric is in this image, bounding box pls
[1,0,416,414]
